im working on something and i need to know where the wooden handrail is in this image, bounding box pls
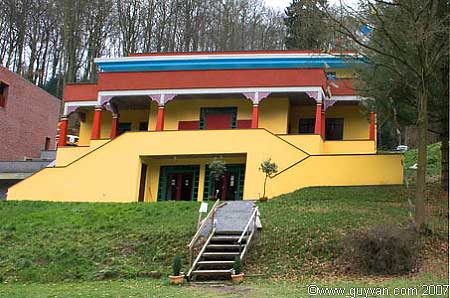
[187,199,221,249]
[238,207,258,244]
[187,228,216,279]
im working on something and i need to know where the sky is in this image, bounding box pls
[264,0,359,10]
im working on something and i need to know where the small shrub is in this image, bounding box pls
[342,225,419,275]
[232,256,242,275]
[172,255,182,276]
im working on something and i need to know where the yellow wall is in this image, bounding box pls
[326,105,369,139]
[288,105,316,134]
[288,104,370,139]
[267,154,402,198]
[322,140,375,154]
[164,98,251,130]
[279,134,323,154]
[78,109,150,145]
[328,68,355,79]
[8,129,402,203]
[259,97,289,134]
[56,140,109,166]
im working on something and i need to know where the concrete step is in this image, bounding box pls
[202,252,240,259]
[197,260,234,266]
[213,231,243,236]
[206,244,241,251]
[211,235,246,242]
[192,269,231,275]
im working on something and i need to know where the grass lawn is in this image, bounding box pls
[1,275,449,298]
[0,182,447,296]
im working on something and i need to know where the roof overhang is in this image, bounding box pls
[95,52,364,72]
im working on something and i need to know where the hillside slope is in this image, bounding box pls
[0,184,447,283]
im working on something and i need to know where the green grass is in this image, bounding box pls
[248,184,448,279]
[0,184,447,296]
[404,142,442,177]
[1,276,448,298]
[0,201,204,282]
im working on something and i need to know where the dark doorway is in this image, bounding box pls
[138,163,147,202]
[157,165,200,201]
[165,173,194,201]
[325,118,344,140]
[205,164,245,201]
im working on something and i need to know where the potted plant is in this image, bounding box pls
[259,158,278,202]
[230,256,244,284]
[208,158,227,200]
[169,255,184,285]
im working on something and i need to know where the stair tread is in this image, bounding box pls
[203,252,240,255]
[198,260,234,264]
[192,270,232,274]
[207,244,241,247]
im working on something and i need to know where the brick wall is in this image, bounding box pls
[0,67,61,160]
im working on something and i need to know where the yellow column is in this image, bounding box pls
[197,164,206,201]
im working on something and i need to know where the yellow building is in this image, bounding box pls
[7,51,403,202]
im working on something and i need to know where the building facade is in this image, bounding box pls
[8,51,403,202]
[0,67,60,198]
[0,67,60,160]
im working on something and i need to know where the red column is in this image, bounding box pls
[314,103,322,135]
[155,106,165,131]
[91,106,102,140]
[110,113,119,139]
[321,111,326,139]
[57,116,68,147]
[251,104,259,128]
[369,112,376,140]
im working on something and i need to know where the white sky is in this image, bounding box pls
[264,0,359,10]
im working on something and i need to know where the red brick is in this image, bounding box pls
[0,67,61,160]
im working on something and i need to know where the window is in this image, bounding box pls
[298,118,315,134]
[139,122,148,131]
[0,81,9,108]
[325,118,344,140]
[118,122,132,135]
[44,137,51,150]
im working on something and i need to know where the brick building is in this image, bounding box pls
[0,66,60,198]
[0,66,60,160]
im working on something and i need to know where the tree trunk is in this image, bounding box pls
[440,111,449,194]
[415,89,428,230]
[262,175,268,198]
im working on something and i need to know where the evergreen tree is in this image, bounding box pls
[284,0,330,50]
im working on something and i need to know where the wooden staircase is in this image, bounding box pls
[186,201,259,281]
[189,231,247,280]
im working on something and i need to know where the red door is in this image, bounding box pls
[205,113,233,129]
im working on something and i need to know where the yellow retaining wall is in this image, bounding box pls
[267,154,403,198]
[8,130,307,202]
[8,129,402,203]
[55,140,109,166]
[322,140,376,154]
[279,134,323,154]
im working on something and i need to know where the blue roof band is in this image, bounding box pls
[96,56,364,72]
